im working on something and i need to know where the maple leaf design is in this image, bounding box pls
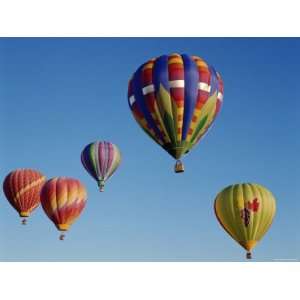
[248,198,260,212]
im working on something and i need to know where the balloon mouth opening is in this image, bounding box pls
[165,145,187,160]
[19,211,30,217]
[175,160,184,173]
[239,240,257,252]
[56,224,70,231]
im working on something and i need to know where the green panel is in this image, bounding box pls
[190,115,208,144]
[156,84,177,145]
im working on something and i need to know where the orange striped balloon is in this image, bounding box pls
[3,169,46,224]
[40,177,87,240]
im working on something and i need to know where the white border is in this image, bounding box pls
[0,0,300,36]
[0,262,299,300]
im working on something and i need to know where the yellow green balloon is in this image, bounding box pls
[214,183,276,259]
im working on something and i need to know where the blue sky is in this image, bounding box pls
[0,38,299,261]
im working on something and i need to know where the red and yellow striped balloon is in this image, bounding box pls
[40,177,87,240]
[3,169,46,224]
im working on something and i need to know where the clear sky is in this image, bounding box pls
[0,38,299,261]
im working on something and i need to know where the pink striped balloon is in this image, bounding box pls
[81,141,121,192]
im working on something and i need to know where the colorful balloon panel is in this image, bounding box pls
[40,177,87,231]
[81,141,121,191]
[128,53,224,160]
[3,169,46,218]
[214,183,276,258]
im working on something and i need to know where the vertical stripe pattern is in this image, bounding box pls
[214,183,276,255]
[81,141,121,189]
[3,169,46,218]
[128,53,224,160]
[40,177,87,231]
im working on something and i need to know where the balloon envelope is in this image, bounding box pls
[40,177,87,234]
[214,183,276,258]
[81,141,121,191]
[128,53,224,172]
[3,169,46,220]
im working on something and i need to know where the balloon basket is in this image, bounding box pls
[174,160,184,173]
[98,181,105,192]
[246,252,252,259]
[21,218,27,225]
[59,234,66,241]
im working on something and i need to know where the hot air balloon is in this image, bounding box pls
[3,169,46,225]
[214,183,276,259]
[81,141,121,192]
[128,53,224,173]
[40,177,87,240]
